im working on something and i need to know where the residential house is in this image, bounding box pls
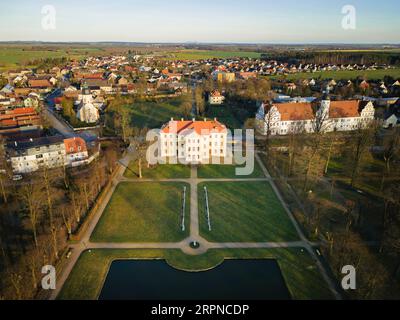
[208,90,225,105]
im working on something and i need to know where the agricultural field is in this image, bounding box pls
[164,49,262,60]
[0,46,105,69]
[267,68,400,81]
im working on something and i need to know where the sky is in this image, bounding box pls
[0,0,399,43]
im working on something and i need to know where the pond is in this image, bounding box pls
[99,259,291,300]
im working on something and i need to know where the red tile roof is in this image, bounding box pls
[28,80,52,88]
[273,103,315,121]
[64,137,87,154]
[162,120,227,134]
[329,101,361,118]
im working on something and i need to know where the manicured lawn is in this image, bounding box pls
[91,182,190,242]
[57,248,333,300]
[198,181,299,242]
[124,161,191,179]
[198,161,265,179]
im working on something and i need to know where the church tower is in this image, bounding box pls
[318,85,331,120]
[81,82,92,104]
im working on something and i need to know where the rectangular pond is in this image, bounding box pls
[99,259,291,300]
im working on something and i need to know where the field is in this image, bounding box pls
[198,181,299,242]
[124,161,191,179]
[267,68,400,81]
[57,248,333,300]
[90,182,190,242]
[165,49,262,60]
[0,46,105,69]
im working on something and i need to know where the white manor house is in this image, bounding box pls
[160,118,228,163]
[256,95,376,135]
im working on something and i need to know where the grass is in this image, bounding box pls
[266,68,400,81]
[205,105,242,129]
[90,182,190,242]
[0,46,104,69]
[57,248,333,300]
[165,49,262,60]
[124,161,191,179]
[198,161,264,179]
[128,98,186,129]
[198,181,299,242]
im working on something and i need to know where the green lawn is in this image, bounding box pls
[267,68,400,81]
[198,181,299,242]
[124,161,191,179]
[128,98,186,129]
[198,161,265,179]
[57,248,333,300]
[205,105,242,129]
[91,182,190,242]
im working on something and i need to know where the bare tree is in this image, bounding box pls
[348,122,377,187]
[0,136,10,203]
[19,180,43,247]
[380,127,400,190]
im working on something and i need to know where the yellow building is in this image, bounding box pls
[217,72,236,83]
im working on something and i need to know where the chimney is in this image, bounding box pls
[181,118,184,121]
[204,118,207,122]
[192,118,196,122]
[170,117,174,122]
[214,117,217,122]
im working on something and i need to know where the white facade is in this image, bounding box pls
[256,99,376,136]
[9,137,90,174]
[160,119,227,163]
[209,91,225,105]
[10,141,66,174]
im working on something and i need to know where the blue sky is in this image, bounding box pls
[0,0,399,43]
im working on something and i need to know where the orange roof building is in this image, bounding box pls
[257,98,375,136]
[160,118,228,163]
[64,137,88,154]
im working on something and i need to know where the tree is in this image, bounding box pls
[380,127,400,190]
[0,136,11,203]
[20,180,43,247]
[195,86,205,115]
[120,108,133,143]
[347,123,377,187]
[42,167,56,228]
